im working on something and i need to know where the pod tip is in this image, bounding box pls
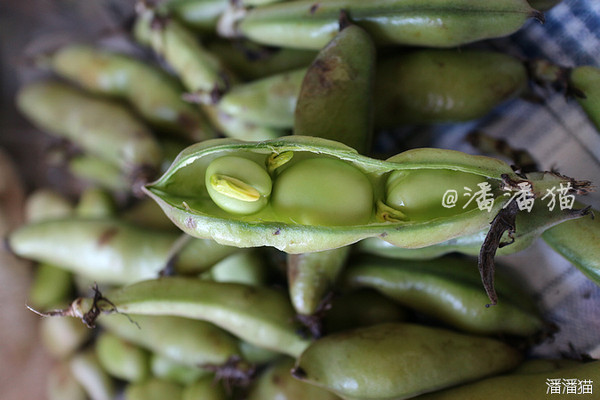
[291,366,307,379]
[531,10,546,24]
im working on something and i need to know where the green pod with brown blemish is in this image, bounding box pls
[8,218,237,284]
[217,68,306,128]
[374,49,528,127]
[247,357,341,400]
[413,360,600,400]
[144,136,587,253]
[294,21,375,154]
[100,313,242,368]
[124,378,183,400]
[293,322,523,400]
[50,44,215,142]
[95,332,151,383]
[340,256,543,336]
[16,81,162,179]
[232,0,540,50]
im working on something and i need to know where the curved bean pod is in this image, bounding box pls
[232,0,540,50]
[69,350,116,400]
[374,49,528,127]
[100,313,240,367]
[340,256,543,336]
[8,218,237,284]
[150,353,210,385]
[293,323,522,400]
[165,0,229,33]
[144,136,587,253]
[134,8,229,99]
[65,277,311,357]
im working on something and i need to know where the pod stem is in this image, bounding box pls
[202,355,257,393]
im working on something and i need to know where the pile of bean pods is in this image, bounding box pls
[5,0,600,399]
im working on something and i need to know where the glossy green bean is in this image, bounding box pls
[341,256,543,335]
[232,0,540,50]
[374,49,528,127]
[165,0,229,33]
[293,323,522,400]
[100,313,241,367]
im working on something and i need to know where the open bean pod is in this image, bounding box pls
[144,136,588,253]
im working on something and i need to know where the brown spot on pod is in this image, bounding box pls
[97,227,119,248]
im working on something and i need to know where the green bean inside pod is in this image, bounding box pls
[143,136,546,253]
